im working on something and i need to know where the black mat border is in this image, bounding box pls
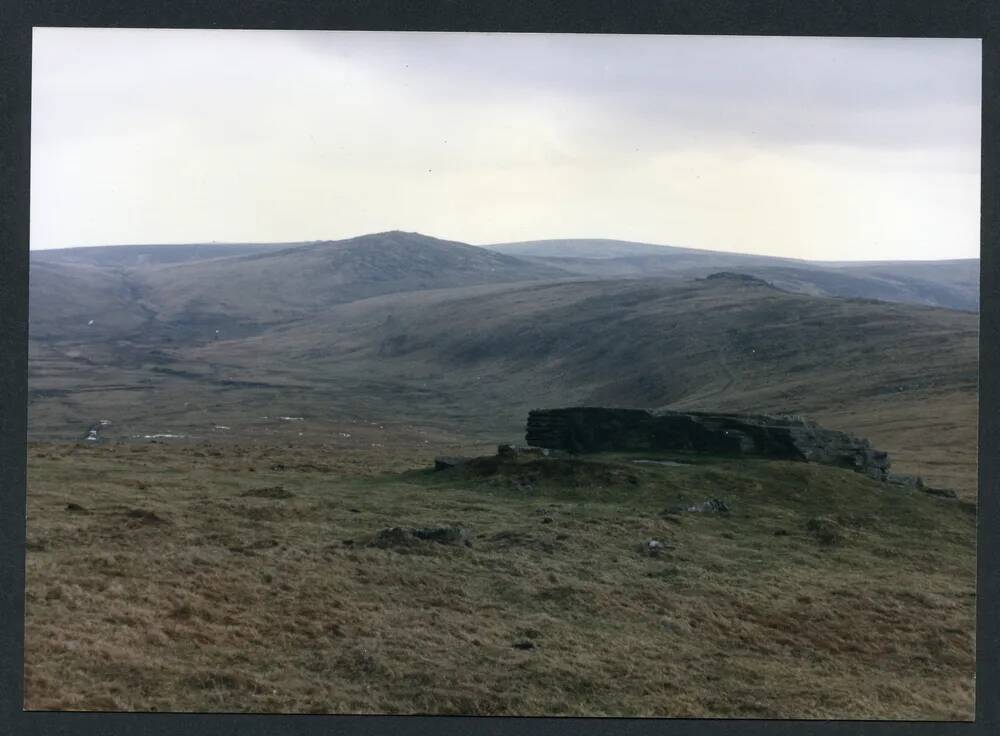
[1,1,997,735]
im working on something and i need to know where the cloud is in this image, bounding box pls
[30,29,981,260]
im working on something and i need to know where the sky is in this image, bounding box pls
[31,29,981,260]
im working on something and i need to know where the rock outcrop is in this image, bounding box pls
[525,407,892,480]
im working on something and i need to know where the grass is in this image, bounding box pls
[24,441,975,718]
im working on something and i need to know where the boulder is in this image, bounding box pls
[642,539,668,557]
[525,407,892,480]
[434,456,471,471]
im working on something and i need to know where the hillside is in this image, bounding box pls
[29,232,572,343]
[487,238,979,312]
[24,234,979,719]
[28,261,150,341]
[28,273,978,497]
[31,242,295,268]
[24,441,975,717]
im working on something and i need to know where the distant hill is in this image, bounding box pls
[26,231,978,497]
[31,242,296,268]
[486,238,979,311]
[487,238,700,259]
[29,231,572,342]
[178,276,976,495]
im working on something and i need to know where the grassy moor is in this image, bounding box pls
[24,232,978,718]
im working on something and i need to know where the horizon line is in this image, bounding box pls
[28,230,981,265]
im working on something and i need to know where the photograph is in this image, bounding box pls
[24,27,981,719]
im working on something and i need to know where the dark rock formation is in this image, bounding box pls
[368,525,468,549]
[434,456,471,471]
[525,407,891,480]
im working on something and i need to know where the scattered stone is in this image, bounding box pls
[687,498,730,513]
[270,463,286,471]
[26,538,46,552]
[497,443,517,459]
[368,526,467,549]
[512,640,536,651]
[124,508,170,526]
[541,516,554,524]
[642,539,672,557]
[368,527,418,549]
[239,485,295,499]
[65,503,90,514]
[434,456,470,471]
[525,407,892,480]
[498,444,553,460]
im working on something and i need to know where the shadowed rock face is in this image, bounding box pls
[525,407,891,480]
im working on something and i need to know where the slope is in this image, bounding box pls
[487,238,979,311]
[178,276,978,495]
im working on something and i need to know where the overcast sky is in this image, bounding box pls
[31,29,981,260]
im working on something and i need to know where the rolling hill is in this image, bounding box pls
[24,230,980,718]
[29,231,573,343]
[486,238,979,312]
[30,242,295,268]
[28,252,979,497]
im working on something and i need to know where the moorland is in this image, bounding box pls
[24,231,979,717]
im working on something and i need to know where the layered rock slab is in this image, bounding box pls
[525,407,891,480]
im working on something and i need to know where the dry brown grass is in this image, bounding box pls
[24,441,975,718]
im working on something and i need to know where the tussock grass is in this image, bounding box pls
[24,441,974,718]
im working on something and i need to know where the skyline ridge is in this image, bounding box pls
[30,229,981,264]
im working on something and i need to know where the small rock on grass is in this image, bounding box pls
[641,539,674,557]
[368,526,468,549]
[240,485,295,499]
[687,498,730,513]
